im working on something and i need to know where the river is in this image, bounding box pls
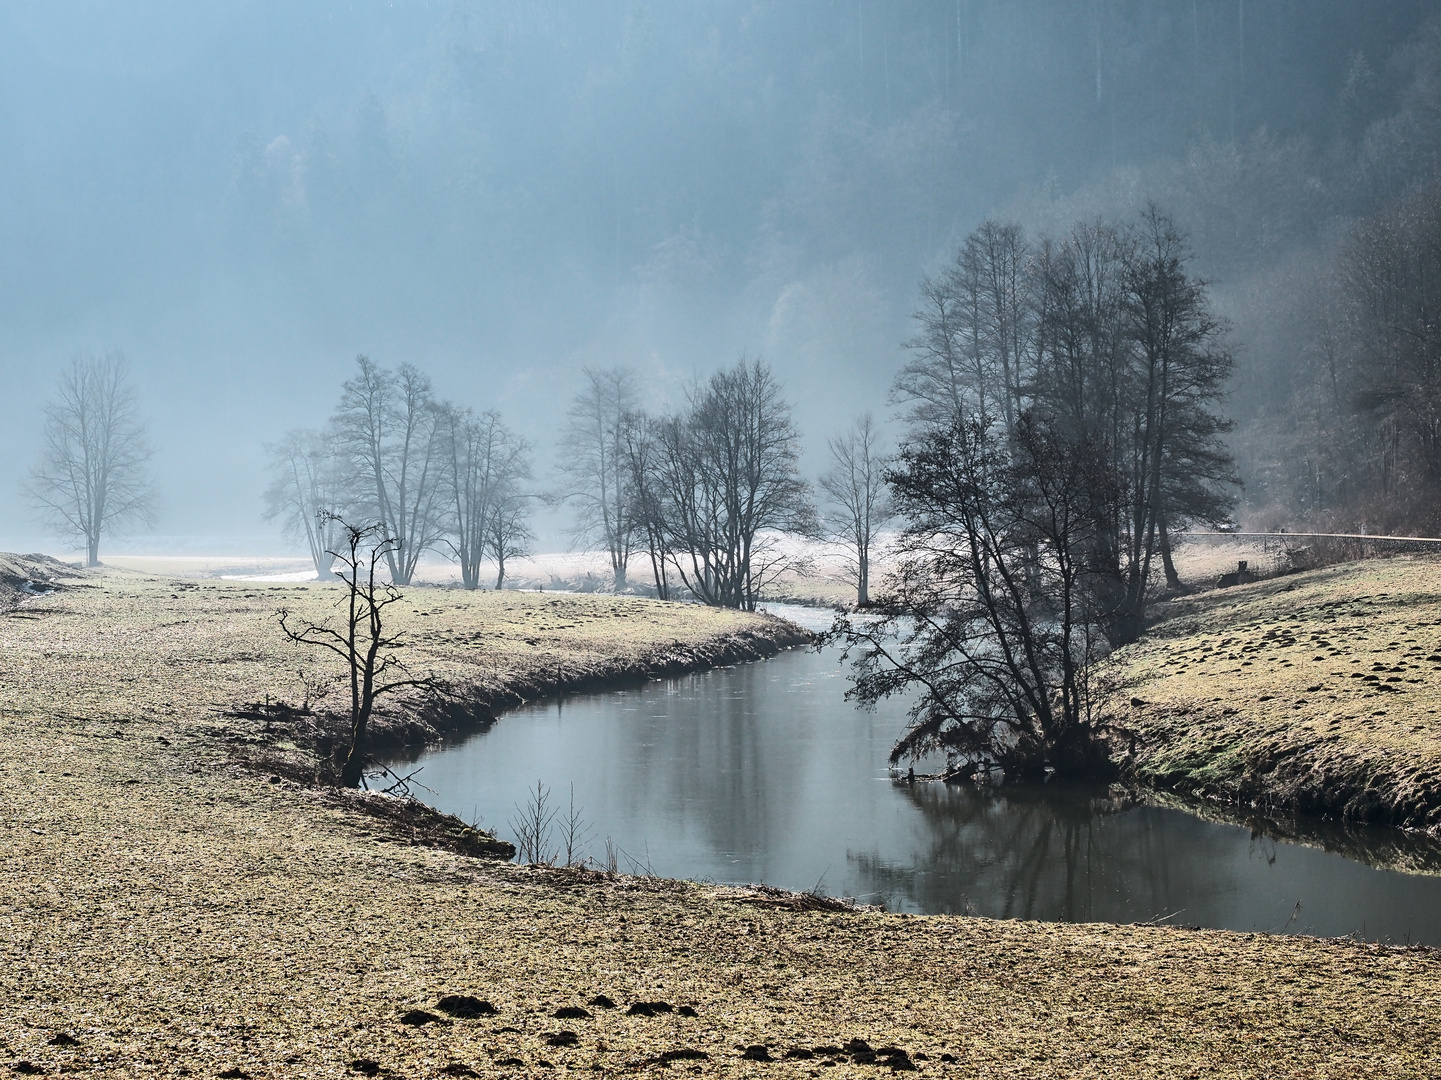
[397,605,1441,945]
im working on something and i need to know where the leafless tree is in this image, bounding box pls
[262,427,345,579]
[25,353,155,566]
[820,413,894,606]
[649,358,815,610]
[864,203,1237,798]
[557,367,641,589]
[435,405,530,590]
[832,414,1117,780]
[277,517,433,788]
[331,356,446,585]
[619,411,673,599]
[488,485,534,591]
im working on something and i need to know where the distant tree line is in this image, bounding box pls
[1243,177,1441,534]
[271,354,882,607]
[265,356,533,588]
[838,206,1238,780]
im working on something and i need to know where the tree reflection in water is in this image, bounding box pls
[849,780,1441,938]
[399,630,1441,945]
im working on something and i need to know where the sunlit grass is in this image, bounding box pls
[0,569,791,730]
[1110,556,1441,832]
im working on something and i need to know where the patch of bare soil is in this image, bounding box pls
[0,552,81,612]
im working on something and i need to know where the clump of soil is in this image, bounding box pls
[0,552,80,612]
[319,787,516,860]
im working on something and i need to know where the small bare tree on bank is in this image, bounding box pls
[820,413,894,606]
[26,353,155,566]
[277,517,433,788]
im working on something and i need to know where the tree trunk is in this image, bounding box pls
[1158,515,1183,589]
[86,533,100,568]
[339,704,371,788]
[495,554,507,591]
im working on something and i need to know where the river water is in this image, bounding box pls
[399,605,1441,944]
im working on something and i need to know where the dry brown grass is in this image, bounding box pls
[1108,556,1441,834]
[2,566,1440,1077]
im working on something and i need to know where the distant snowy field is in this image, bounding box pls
[87,533,894,601]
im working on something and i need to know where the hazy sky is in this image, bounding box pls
[0,0,1431,554]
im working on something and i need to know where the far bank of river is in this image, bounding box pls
[398,604,1441,946]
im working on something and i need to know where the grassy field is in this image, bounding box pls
[1108,556,1441,835]
[0,564,807,764]
[2,561,1440,1076]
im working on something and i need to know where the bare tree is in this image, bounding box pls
[435,405,530,590]
[820,413,894,606]
[277,518,433,788]
[557,367,640,589]
[832,414,1116,780]
[619,411,672,599]
[649,358,814,610]
[331,356,446,586]
[488,485,535,590]
[26,353,155,566]
[262,427,345,579]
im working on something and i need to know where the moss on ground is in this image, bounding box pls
[1,566,1439,1076]
[1110,556,1441,834]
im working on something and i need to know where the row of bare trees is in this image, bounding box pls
[265,356,533,587]
[839,206,1238,780]
[558,359,817,611]
[556,358,893,611]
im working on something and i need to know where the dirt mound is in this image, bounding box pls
[0,553,81,612]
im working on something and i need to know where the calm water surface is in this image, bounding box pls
[400,606,1441,944]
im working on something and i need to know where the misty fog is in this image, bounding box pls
[3,0,1438,555]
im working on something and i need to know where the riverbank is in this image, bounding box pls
[2,563,1440,1075]
[1110,556,1441,836]
[3,565,811,775]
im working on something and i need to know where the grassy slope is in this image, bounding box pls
[0,568,1439,1076]
[1110,556,1441,834]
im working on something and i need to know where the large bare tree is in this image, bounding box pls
[26,353,155,566]
[820,413,893,606]
[331,357,446,586]
[648,358,815,610]
[435,405,531,590]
